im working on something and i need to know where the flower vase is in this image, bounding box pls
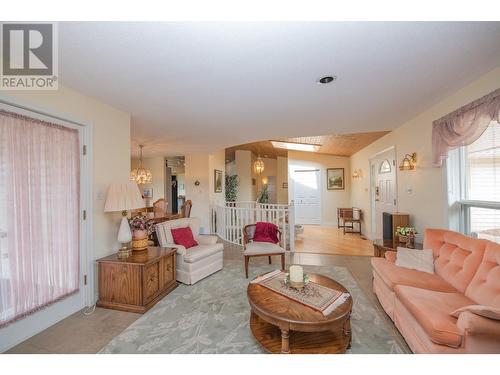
[397,234,409,244]
[132,229,148,251]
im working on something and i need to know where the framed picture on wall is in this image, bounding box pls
[214,169,223,193]
[143,187,153,198]
[327,168,345,190]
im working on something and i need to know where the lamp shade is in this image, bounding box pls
[104,182,145,212]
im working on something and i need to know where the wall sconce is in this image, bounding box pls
[352,169,362,178]
[399,152,417,171]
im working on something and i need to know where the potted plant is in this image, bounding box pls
[257,184,269,204]
[128,214,153,251]
[225,174,238,202]
[395,226,417,247]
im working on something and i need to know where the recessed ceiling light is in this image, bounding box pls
[270,140,321,152]
[317,75,337,84]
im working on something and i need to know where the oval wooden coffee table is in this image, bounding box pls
[247,273,353,354]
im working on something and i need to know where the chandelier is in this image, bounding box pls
[130,145,152,185]
[253,157,265,174]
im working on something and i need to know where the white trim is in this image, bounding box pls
[0,97,94,352]
[458,200,500,210]
[368,145,398,239]
[447,142,500,235]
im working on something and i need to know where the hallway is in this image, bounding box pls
[294,225,374,256]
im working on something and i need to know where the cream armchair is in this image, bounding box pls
[243,223,285,278]
[155,218,223,285]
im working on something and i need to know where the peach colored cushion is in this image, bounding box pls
[450,305,500,320]
[465,241,500,307]
[424,229,487,293]
[371,257,456,292]
[395,285,474,348]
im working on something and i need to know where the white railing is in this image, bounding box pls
[211,201,295,251]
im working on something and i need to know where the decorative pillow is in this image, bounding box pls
[395,247,434,274]
[253,222,279,244]
[450,305,500,321]
[171,227,198,249]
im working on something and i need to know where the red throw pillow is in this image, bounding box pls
[253,222,279,244]
[171,227,198,249]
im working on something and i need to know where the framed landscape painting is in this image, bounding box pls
[327,168,344,190]
[214,169,223,193]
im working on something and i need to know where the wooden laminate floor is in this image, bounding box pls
[294,225,374,256]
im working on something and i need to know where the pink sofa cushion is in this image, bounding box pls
[395,285,475,348]
[424,229,487,293]
[371,257,456,292]
[450,305,500,320]
[465,241,500,307]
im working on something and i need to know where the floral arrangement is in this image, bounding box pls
[128,214,154,234]
[395,226,417,237]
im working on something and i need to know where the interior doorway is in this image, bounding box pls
[171,175,178,214]
[293,169,321,225]
[370,147,397,239]
[165,156,185,214]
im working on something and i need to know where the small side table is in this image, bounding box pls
[96,247,177,313]
[372,239,423,258]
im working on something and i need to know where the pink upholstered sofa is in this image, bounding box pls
[371,228,500,353]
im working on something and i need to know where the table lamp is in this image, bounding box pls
[104,181,145,259]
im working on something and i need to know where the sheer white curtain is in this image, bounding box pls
[0,109,80,328]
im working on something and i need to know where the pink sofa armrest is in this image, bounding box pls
[457,310,500,336]
[456,311,500,353]
[384,250,397,263]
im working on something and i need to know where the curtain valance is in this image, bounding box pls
[432,88,500,167]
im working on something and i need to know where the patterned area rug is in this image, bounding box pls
[100,260,404,354]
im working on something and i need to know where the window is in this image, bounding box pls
[453,121,500,243]
[0,109,81,327]
[379,159,391,174]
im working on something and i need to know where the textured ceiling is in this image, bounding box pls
[57,22,500,157]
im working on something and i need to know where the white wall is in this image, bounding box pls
[131,156,166,204]
[277,156,289,204]
[288,151,351,226]
[350,65,500,240]
[185,149,226,233]
[209,149,226,205]
[235,150,253,202]
[226,160,236,176]
[185,154,210,233]
[0,85,131,351]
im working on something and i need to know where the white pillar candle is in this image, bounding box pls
[289,265,303,283]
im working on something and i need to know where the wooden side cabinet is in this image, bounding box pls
[96,247,177,313]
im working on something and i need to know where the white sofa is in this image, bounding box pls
[155,217,223,285]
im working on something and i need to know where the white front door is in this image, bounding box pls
[371,149,397,238]
[294,170,321,225]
